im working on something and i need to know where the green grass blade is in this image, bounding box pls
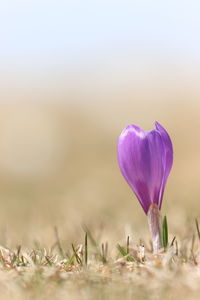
[117,243,136,262]
[162,215,168,249]
[117,244,127,256]
[67,253,76,265]
[71,244,82,265]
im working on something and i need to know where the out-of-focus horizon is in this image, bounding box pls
[1,0,200,93]
[0,0,200,246]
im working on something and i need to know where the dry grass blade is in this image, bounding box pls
[195,219,200,241]
[126,236,130,254]
[84,232,88,266]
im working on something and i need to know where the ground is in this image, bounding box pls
[0,224,199,300]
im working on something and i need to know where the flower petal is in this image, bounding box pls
[155,121,173,208]
[145,130,165,207]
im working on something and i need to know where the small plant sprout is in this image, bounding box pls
[117,122,173,253]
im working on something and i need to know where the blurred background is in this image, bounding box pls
[0,0,200,247]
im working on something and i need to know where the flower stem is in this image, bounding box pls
[147,203,162,253]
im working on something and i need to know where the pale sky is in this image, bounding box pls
[1,0,200,69]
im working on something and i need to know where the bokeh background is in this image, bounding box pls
[0,0,200,247]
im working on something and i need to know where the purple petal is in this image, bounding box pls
[155,121,173,208]
[118,125,165,214]
[145,130,165,207]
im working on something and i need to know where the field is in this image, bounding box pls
[0,100,199,300]
[0,220,199,300]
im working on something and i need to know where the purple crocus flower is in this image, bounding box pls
[117,122,173,214]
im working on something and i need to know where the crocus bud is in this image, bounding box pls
[117,122,173,252]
